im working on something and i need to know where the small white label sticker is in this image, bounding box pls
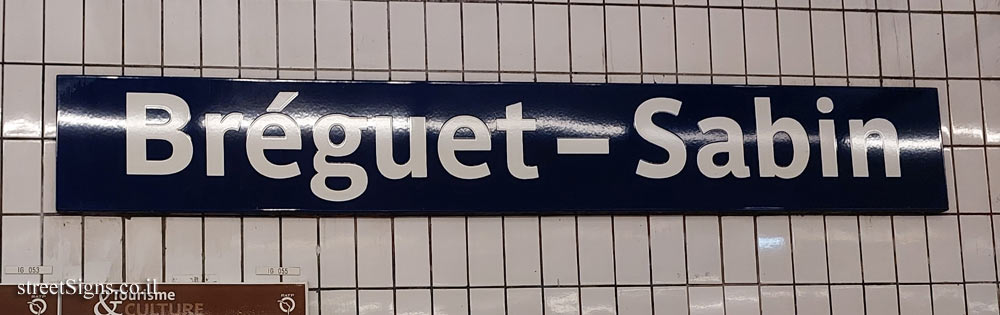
[170,274,203,282]
[5,265,53,275]
[255,266,301,276]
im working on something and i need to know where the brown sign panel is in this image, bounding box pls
[0,285,58,315]
[2,283,306,315]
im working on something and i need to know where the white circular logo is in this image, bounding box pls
[27,298,47,315]
[278,296,296,314]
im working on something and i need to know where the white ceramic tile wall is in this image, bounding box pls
[0,0,997,314]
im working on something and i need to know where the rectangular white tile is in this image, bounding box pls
[84,217,123,282]
[165,217,201,282]
[202,0,239,67]
[795,286,831,315]
[6,0,43,62]
[844,12,879,77]
[979,0,1000,10]
[689,286,724,315]
[464,3,499,72]
[163,0,200,67]
[894,216,930,283]
[124,0,161,65]
[831,285,864,315]
[980,15,1000,77]
[84,0,123,64]
[243,218,279,283]
[709,8,745,75]
[811,11,846,76]
[43,216,83,282]
[505,217,541,285]
[469,217,504,286]
[125,217,162,282]
[320,218,356,287]
[578,216,615,285]
[396,289,430,315]
[499,3,533,72]
[844,0,875,9]
[541,216,578,285]
[654,287,689,315]
[240,0,277,67]
[757,216,793,283]
[545,288,580,315]
[45,0,84,63]
[614,216,651,285]
[899,285,933,315]
[911,14,947,78]
[358,290,393,315]
[580,287,614,315]
[725,286,760,315]
[760,286,795,315]
[865,285,899,315]
[650,216,687,284]
[961,216,997,281]
[953,150,988,212]
[322,290,356,315]
[777,10,813,76]
[436,289,470,315]
[639,7,675,74]
[282,218,318,287]
[124,66,161,76]
[353,2,389,70]
[686,216,722,284]
[3,140,42,214]
[675,8,710,74]
[2,216,41,283]
[426,2,462,71]
[791,216,828,283]
[984,82,1000,145]
[944,14,980,77]
[860,216,896,282]
[967,284,1000,315]
[606,6,641,74]
[932,284,966,315]
[278,0,315,69]
[950,81,985,145]
[315,0,351,69]
[356,218,392,287]
[162,67,199,77]
[876,0,908,9]
[927,216,963,282]
[505,288,542,315]
[388,1,425,71]
[744,9,779,75]
[570,5,605,73]
[431,217,467,286]
[468,289,504,315]
[204,218,240,282]
[619,287,653,315]
[912,0,942,10]
[3,65,42,138]
[722,216,757,283]
[394,217,430,286]
[878,13,913,77]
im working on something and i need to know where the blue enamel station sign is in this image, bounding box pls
[56,76,947,214]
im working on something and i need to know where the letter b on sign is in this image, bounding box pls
[125,92,193,175]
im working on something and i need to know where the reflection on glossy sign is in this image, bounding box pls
[57,76,947,214]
